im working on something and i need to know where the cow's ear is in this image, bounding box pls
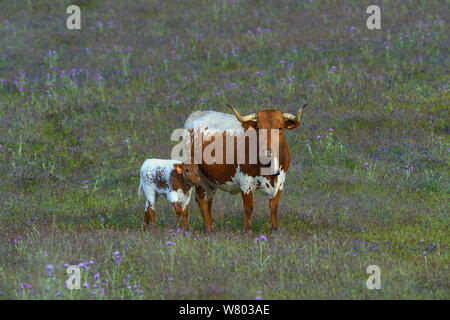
[284,120,300,130]
[242,121,257,130]
[173,164,183,174]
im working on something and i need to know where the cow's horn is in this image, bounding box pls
[227,104,257,122]
[283,103,308,122]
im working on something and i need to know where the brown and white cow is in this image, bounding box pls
[182,104,307,233]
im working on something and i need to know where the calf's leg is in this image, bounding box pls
[172,202,183,229]
[143,201,157,231]
[181,208,189,231]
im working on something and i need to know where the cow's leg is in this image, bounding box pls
[195,185,214,233]
[241,191,254,232]
[269,189,282,232]
[206,197,215,232]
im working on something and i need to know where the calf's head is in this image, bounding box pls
[173,163,201,186]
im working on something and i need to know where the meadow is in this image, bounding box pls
[0,0,448,299]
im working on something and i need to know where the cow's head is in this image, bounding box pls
[227,103,307,131]
[227,104,307,174]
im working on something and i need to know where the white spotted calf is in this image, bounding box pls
[138,159,201,231]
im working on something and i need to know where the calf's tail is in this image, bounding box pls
[138,179,144,198]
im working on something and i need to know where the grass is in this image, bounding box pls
[0,0,448,299]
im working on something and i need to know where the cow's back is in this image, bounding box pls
[184,111,244,137]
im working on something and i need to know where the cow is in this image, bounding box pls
[138,159,201,231]
[182,104,307,233]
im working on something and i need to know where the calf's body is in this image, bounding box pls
[138,159,200,230]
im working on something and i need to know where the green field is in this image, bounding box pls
[0,0,448,299]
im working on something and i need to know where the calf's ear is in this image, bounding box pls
[173,164,183,174]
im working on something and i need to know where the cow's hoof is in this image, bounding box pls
[269,225,278,233]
